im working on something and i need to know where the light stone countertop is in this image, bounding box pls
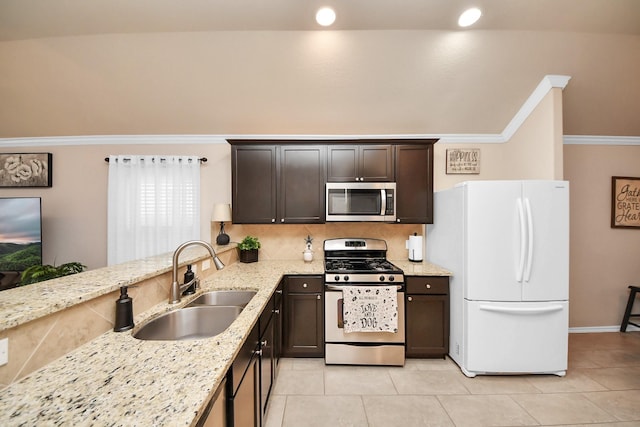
[0,245,236,333]
[0,258,450,426]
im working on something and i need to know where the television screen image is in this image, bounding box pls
[0,197,42,290]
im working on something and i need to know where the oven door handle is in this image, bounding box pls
[337,298,344,329]
[325,284,403,291]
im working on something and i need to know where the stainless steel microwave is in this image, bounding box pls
[326,182,396,222]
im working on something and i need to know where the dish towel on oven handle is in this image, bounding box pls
[342,286,398,333]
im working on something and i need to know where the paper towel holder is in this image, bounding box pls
[406,232,423,263]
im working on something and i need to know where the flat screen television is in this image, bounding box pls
[0,197,42,290]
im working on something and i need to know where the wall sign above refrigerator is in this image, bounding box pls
[446,149,480,175]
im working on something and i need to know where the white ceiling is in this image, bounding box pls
[1,0,639,41]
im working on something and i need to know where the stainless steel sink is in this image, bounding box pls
[133,306,243,341]
[186,290,257,308]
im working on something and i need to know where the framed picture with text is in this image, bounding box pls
[611,176,640,229]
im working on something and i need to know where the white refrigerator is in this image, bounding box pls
[426,180,569,377]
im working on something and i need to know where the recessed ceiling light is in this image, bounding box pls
[458,7,482,27]
[316,7,336,27]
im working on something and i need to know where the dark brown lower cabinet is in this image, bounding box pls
[405,276,450,358]
[259,312,274,423]
[226,323,260,427]
[225,284,284,427]
[282,275,324,357]
[196,378,226,427]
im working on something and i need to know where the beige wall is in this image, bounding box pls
[434,89,564,190]
[564,144,640,328]
[0,142,232,270]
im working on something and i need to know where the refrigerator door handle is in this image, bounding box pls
[479,304,564,315]
[516,198,526,282]
[524,198,534,282]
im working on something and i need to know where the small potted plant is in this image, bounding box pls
[238,236,261,263]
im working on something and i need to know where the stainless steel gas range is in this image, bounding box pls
[324,238,405,366]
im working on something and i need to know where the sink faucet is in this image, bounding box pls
[170,240,225,304]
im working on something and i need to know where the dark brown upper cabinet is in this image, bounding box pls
[231,145,278,224]
[327,145,394,182]
[395,143,435,224]
[230,142,326,224]
[230,139,436,225]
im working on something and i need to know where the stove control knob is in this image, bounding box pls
[379,275,385,282]
[389,276,395,282]
[343,276,349,282]
[334,275,340,282]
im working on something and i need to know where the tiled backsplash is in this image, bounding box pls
[220,223,423,261]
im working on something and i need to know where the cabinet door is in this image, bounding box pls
[279,145,326,223]
[395,144,434,223]
[231,146,277,224]
[259,317,274,420]
[273,282,284,369]
[406,294,449,358]
[197,378,226,427]
[327,145,358,182]
[327,145,393,182]
[231,356,260,427]
[359,145,394,181]
[283,277,324,357]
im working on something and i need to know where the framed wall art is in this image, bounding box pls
[446,148,480,174]
[0,153,52,188]
[611,176,640,229]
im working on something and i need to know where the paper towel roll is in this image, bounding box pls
[406,234,423,262]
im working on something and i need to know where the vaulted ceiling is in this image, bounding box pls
[2,0,639,39]
[0,0,638,139]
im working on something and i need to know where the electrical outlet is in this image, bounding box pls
[0,338,8,366]
[201,259,211,271]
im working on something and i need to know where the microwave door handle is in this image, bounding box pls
[380,189,386,215]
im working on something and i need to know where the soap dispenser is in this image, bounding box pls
[114,286,134,332]
[182,264,196,295]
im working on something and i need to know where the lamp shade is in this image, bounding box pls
[212,203,232,222]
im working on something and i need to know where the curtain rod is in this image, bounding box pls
[104,156,207,163]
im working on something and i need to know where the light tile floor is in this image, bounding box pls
[265,332,640,427]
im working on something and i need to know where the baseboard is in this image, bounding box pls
[569,325,639,333]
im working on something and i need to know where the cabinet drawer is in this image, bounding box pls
[286,276,323,293]
[406,276,449,294]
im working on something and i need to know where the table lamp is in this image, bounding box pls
[212,203,232,245]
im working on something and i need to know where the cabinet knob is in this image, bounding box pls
[261,340,268,347]
[273,309,280,314]
[426,284,431,289]
[316,294,321,300]
[396,219,401,222]
[254,349,263,357]
[408,296,413,302]
[271,218,275,223]
[303,283,308,288]
[281,218,285,223]
[276,289,283,294]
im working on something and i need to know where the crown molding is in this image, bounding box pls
[0,134,229,147]
[563,135,640,146]
[2,75,637,148]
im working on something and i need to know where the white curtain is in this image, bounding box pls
[107,155,201,266]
